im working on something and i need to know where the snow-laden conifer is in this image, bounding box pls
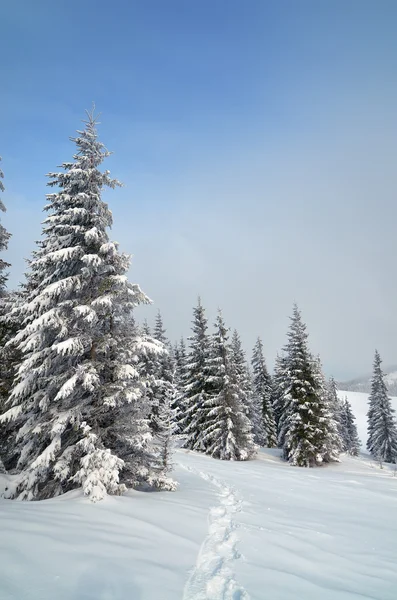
[340,397,361,456]
[313,356,343,462]
[327,377,344,439]
[367,350,397,463]
[201,311,256,460]
[151,370,178,491]
[0,112,163,500]
[149,312,177,432]
[172,338,188,433]
[0,156,13,409]
[176,338,188,389]
[230,330,264,444]
[278,305,340,467]
[0,157,11,295]
[181,299,212,450]
[251,337,276,447]
[271,353,287,445]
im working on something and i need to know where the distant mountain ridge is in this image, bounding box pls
[339,365,397,395]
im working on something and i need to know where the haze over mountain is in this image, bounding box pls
[339,366,397,396]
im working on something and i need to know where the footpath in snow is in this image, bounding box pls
[181,465,249,600]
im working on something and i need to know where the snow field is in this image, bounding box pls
[0,391,397,600]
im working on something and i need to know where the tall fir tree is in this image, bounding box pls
[149,311,177,433]
[251,337,277,447]
[174,337,187,390]
[151,369,178,491]
[0,157,13,473]
[230,330,263,444]
[278,305,340,467]
[313,356,343,462]
[340,397,361,456]
[246,366,266,446]
[172,337,188,432]
[153,310,167,346]
[181,298,212,451]
[201,311,256,461]
[271,353,287,445]
[327,376,344,440]
[0,112,166,501]
[0,157,11,295]
[367,350,397,463]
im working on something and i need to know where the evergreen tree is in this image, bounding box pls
[0,290,24,470]
[0,157,11,295]
[271,353,287,445]
[0,160,18,472]
[172,338,188,432]
[174,338,187,389]
[340,397,360,456]
[201,311,255,460]
[142,319,151,336]
[278,305,340,467]
[0,156,13,403]
[327,376,344,440]
[153,310,167,346]
[230,330,263,444]
[367,350,397,463]
[313,356,343,462]
[181,298,212,451]
[246,366,266,446]
[149,312,176,433]
[0,112,165,501]
[251,337,277,447]
[151,368,178,491]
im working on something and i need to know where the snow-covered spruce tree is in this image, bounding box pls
[149,312,177,432]
[278,305,340,467]
[0,156,13,400]
[0,157,11,298]
[367,350,397,464]
[0,157,13,473]
[0,290,25,472]
[141,312,178,479]
[246,366,266,446]
[151,370,178,490]
[251,337,277,447]
[153,310,167,346]
[136,318,178,488]
[312,356,343,462]
[0,157,11,296]
[340,397,360,456]
[201,311,256,460]
[171,337,188,433]
[231,330,264,445]
[174,337,187,390]
[271,353,288,445]
[327,376,344,440]
[180,298,212,451]
[0,112,166,501]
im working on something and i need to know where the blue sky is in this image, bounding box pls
[2,0,397,379]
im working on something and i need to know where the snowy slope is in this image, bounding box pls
[338,390,397,449]
[1,448,397,600]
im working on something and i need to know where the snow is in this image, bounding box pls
[1,444,397,599]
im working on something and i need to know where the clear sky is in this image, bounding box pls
[1,0,397,379]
